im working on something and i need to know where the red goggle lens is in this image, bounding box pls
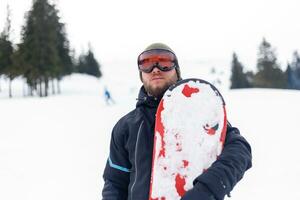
[138,49,176,72]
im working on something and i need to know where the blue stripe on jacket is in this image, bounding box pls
[108,157,130,172]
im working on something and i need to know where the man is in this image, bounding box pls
[102,43,252,200]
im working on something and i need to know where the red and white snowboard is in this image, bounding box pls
[149,78,227,200]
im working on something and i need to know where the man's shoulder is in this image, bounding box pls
[114,108,141,128]
[120,108,138,122]
[111,108,143,139]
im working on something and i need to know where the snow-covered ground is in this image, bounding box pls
[1,61,300,199]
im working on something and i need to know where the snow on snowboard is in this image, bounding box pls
[149,78,227,200]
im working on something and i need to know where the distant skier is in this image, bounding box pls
[104,86,115,105]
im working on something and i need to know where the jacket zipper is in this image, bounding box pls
[130,120,144,200]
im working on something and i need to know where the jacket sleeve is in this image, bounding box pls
[193,124,252,200]
[102,119,131,200]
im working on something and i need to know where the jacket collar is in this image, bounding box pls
[136,86,162,108]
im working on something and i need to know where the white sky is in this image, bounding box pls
[1,0,300,71]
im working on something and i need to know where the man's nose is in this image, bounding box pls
[152,65,161,73]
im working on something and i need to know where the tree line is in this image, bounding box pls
[230,38,300,90]
[0,0,102,98]
[1,1,298,98]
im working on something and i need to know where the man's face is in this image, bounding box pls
[142,67,178,97]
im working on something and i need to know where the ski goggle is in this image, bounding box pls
[137,49,177,73]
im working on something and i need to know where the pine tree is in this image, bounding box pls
[286,63,293,89]
[230,52,251,89]
[0,5,15,97]
[253,38,286,88]
[77,47,102,78]
[17,0,73,97]
[288,51,300,89]
[0,31,13,94]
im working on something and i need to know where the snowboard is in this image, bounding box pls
[149,78,227,200]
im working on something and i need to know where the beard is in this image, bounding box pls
[143,77,177,97]
[144,82,169,97]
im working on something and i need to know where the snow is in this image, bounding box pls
[1,61,300,199]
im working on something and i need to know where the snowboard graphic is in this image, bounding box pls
[149,79,227,200]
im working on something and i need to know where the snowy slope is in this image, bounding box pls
[0,61,300,199]
[226,89,300,199]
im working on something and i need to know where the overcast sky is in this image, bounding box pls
[1,0,299,71]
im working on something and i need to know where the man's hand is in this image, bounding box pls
[181,183,216,200]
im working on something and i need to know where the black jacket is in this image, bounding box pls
[102,86,252,200]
